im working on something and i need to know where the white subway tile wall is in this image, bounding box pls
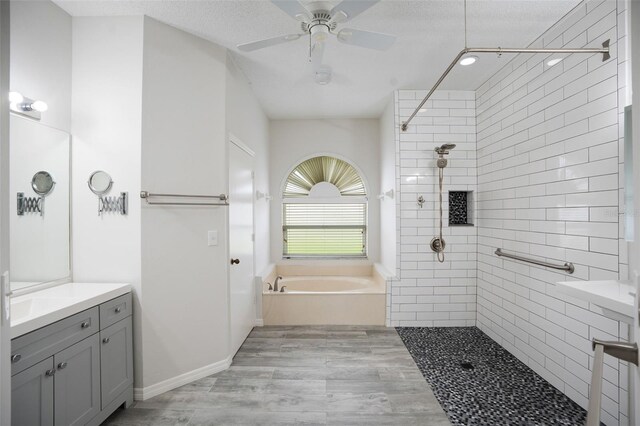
[475,1,629,425]
[390,89,477,328]
[388,0,631,424]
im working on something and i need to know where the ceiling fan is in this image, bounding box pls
[237,0,396,76]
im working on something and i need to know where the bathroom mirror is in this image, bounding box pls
[31,171,55,196]
[88,170,113,195]
[10,115,71,291]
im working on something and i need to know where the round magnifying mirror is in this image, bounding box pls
[31,171,55,196]
[88,171,113,195]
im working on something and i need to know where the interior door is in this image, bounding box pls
[228,139,255,356]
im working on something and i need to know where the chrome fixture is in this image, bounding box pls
[401,40,610,131]
[267,282,273,291]
[417,195,425,208]
[17,171,56,216]
[495,248,574,274]
[9,91,48,120]
[279,286,287,293]
[88,171,127,216]
[431,144,456,262]
[140,191,229,206]
[273,275,283,292]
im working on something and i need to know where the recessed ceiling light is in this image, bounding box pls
[547,58,563,67]
[459,56,478,66]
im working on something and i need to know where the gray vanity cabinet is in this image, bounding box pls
[11,292,133,426]
[11,357,54,426]
[100,316,133,408]
[54,334,101,426]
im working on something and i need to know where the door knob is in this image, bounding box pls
[230,258,240,265]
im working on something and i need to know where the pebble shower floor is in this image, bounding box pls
[396,327,588,425]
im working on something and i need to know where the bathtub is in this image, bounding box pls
[261,265,387,326]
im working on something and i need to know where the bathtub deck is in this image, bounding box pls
[103,326,451,425]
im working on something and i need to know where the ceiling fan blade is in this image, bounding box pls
[336,28,395,50]
[310,41,325,71]
[330,0,380,23]
[237,34,302,52]
[271,0,311,21]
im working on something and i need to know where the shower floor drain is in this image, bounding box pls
[460,362,474,370]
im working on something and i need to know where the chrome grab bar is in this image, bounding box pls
[494,248,575,274]
[140,191,228,206]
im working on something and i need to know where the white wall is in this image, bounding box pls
[140,16,230,390]
[71,16,144,385]
[389,90,477,327]
[225,55,270,275]
[379,99,397,276]
[269,118,380,263]
[10,0,71,132]
[475,1,628,424]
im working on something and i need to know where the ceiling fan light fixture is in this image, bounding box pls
[310,24,330,43]
[315,66,332,85]
[459,55,478,66]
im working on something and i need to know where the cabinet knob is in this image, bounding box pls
[57,362,67,370]
[230,258,240,265]
[10,354,21,363]
[115,307,122,313]
[81,321,90,329]
[102,337,110,344]
[45,369,55,377]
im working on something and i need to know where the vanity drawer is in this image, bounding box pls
[100,293,132,329]
[11,307,99,376]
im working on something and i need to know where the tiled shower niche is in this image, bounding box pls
[448,191,473,226]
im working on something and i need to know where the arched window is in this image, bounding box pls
[282,156,367,257]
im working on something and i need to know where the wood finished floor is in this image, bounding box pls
[102,326,451,425]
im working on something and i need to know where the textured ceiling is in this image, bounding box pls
[54,0,581,119]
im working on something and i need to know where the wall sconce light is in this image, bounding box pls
[9,91,48,120]
[377,189,394,200]
[256,190,272,201]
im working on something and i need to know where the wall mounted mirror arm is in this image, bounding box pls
[401,40,611,131]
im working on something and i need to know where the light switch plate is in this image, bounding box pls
[207,230,218,246]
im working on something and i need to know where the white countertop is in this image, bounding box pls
[556,280,636,323]
[11,282,131,338]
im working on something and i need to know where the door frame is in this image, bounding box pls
[0,1,10,423]
[226,133,256,358]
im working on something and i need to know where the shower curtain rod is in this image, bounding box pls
[401,40,611,131]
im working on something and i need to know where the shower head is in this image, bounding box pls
[435,144,456,155]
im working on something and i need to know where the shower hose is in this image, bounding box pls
[437,166,445,263]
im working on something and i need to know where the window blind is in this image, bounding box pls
[283,203,367,256]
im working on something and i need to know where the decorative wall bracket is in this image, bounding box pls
[17,192,43,216]
[98,192,128,216]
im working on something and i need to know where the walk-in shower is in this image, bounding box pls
[431,144,455,262]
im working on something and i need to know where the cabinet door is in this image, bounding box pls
[54,334,100,426]
[100,316,133,408]
[11,357,54,426]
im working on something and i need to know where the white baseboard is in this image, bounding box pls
[255,319,264,326]
[133,356,232,401]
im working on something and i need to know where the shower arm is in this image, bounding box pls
[401,40,611,132]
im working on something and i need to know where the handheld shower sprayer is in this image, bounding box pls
[431,144,456,262]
